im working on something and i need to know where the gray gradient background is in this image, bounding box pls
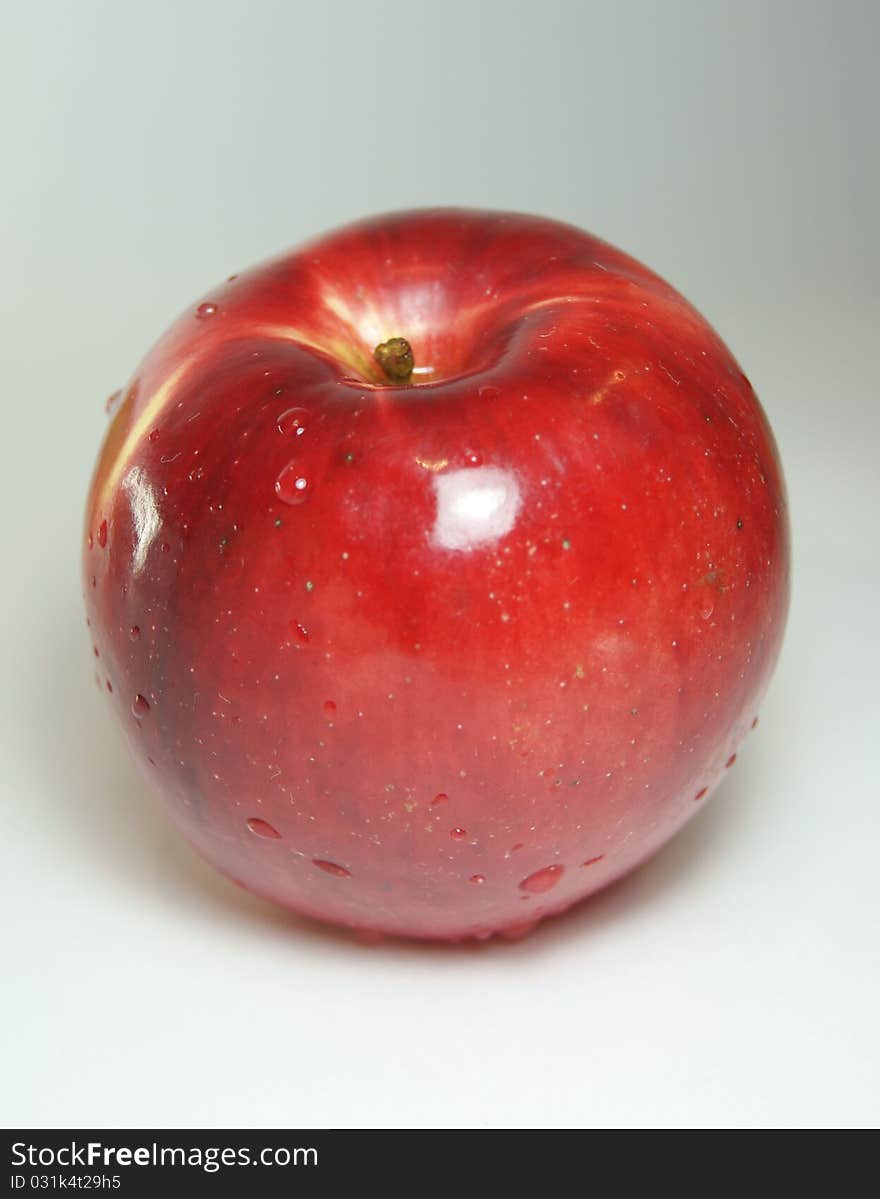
[1,0,878,1129]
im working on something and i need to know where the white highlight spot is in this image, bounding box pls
[431,466,521,552]
[123,465,160,575]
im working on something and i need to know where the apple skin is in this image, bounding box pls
[83,209,789,941]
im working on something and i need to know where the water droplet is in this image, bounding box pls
[132,694,150,717]
[93,646,99,657]
[751,716,759,730]
[465,451,483,467]
[313,859,350,878]
[97,519,108,548]
[725,753,737,769]
[694,787,708,801]
[276,407,309,437]
[510,842,524,853]
[148,428,160,443]
[519,864,564,894]
[130,625,141,640]
[289,620,310,645]
[105,679,113,694]
[479,385,500,401]
[196,302,218,319]
[450,827,467,841]
[87,532,93,550]
[469,874,486,885]
[275,461,310,504]
[247,817,282,839]
[323,700,337,717]
[581,855,604,867]
[432,792,448,805]
[105,390,122,415]
[699,595,715,620]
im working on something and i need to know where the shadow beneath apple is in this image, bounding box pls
[45,591,763,959]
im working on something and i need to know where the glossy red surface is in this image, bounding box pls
[83,209,789,940]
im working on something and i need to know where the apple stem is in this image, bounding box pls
[374,337,414,383]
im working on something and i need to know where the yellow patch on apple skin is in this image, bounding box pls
[257,323,378,379]
[321,286,387,347]
[92,357,191,514]
[588,368,627,405]
[91,323,374,518]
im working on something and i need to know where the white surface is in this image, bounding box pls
[2,0,878,1129]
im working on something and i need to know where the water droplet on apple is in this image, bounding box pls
[694,787,708,801]
[247,817,282,839]
[196,302,218,319]
[519,864,564,894]
[313,859,351,878]
[97,519,108,548]
[469,874,486,885]
[105,679,113,693]
[148,428,160,443]
[479,385,500,401]
[323,700,337,717]
[276,407,309,437]
[450,827,467,841]
[130,625,141,640]
[132,694,150,717]
[725,753,737,768]
[432,793,449,805]
[581,855,604,867]
[275,462,310,504]
[465,451,483,467]
[87,532,93,550]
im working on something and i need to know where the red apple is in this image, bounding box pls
[83,209,789,940]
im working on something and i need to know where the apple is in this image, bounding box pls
[83,209,789,941]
